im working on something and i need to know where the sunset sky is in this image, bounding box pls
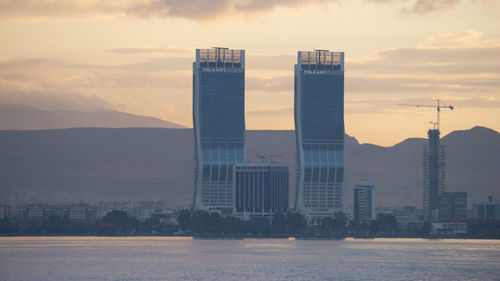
[1,0,499,146]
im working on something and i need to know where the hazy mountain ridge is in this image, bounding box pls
[0,104,186,130]
[0,126,498,208]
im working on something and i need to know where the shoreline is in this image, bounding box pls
[1,234,499,240]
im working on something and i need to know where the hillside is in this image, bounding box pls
[0,104,185,130]
[0,126,498,209]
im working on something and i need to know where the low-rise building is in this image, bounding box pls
[438,192,467,221]
[431,222,468,235]
[0,205,11,219]
[233,161,289,220]
[353,181,375,224]
[473,196,500,220]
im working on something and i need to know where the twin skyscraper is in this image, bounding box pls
[192,47,344,223]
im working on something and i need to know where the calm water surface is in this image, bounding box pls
[1,237,499,280]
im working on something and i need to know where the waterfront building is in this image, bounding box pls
[294,49,345,223]
[423,129,446,222]
[431,222,468,235]
[353,181,375,224]
[193,47,246,212]
[0,205,11,219]
[473,196,500,220]
[375,206,424,224]
[438,192,467,221]
[14,203,97,221]
[233,160,289,220]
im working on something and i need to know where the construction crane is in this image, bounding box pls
[398,99,454,131]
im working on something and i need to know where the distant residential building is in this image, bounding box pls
[97,201,172,221]
[19,204,55,219]
[375,206,424,224]
[431,222,467,235]
[233,161,289,220]
[473,196,500,220]
[15,203,97,221]
[0,205,11,219]
[353,181,375,224]
[97,201,133,218]
[393,206,423,224]
[69,206,87,220]
[67,204,96,221]
[192,47,246,213]
[294,49,345,224]
[423,129,446,222]
[28,204,44,218]
[438,192,467,221]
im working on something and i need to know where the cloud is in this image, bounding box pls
[0,91,111,111]
[346,46,500,96]
[408,0,460,14]
[247,76,292,94]
[246,107,293,115]
[108,47,192,56]
[0,0,338,21]
[420,29,500,48]
[1,30,499,120]
[0,57,192,91]
[366,0,497,14]
[0,0,495,20]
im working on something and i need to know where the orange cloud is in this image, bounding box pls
[0,0,338,20]
[366,0,497,14]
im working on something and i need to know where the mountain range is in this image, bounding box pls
[1,126,498,209]
[0,104,185,130]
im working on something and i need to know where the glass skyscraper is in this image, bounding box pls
[294,50,345,223]
[192,47,246,212]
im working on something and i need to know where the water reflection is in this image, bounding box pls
[0,237,499,281]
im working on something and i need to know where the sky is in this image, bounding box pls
[0,0,499,146]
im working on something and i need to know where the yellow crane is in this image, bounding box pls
[398,99,454,131]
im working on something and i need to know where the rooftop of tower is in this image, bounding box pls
[298,50,344,69]
[196,47,244,65]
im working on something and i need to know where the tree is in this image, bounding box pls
[98,210,139,234]
[0,217,18,234]
[271,212,287,234]
[332,212,348,236]
[248,217,271,235]
[285,212,307,234]
[370,213,399,236]
[320,217,334,236]
[418,222,432,236]
[177,210,192,231]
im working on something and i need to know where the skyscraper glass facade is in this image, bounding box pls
[294,50,345,223]
[193,48,246,211]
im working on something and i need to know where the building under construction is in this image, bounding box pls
[399,99,452,223]
[423,129,446,222]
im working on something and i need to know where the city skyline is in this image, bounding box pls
[0,1,499,146]
[1,2,500,280]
